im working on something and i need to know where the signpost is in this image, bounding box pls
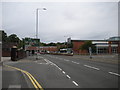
[89,47,92,59]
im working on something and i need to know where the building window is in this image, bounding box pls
[97,47,109,54]
[112,47,118,53]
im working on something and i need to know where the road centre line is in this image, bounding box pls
[42,57,79,87]
[84,64,100,70]
[4,64,43,90]
[62,71,66,74]
[72,81,79,86]
[66,75,71,79]
[42,58,79,86]
[109,72,120,76]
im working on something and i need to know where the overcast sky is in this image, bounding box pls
[2,2,118,43]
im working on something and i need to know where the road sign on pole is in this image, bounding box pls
[89,47,92,59]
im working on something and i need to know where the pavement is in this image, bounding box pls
[2,54,120,89]
[2,66,31,89]
[1,57,35,89]
[0,63,2,90]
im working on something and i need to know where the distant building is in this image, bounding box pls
[71,40,88,54]
[23,37,40,50]
[26,46,58,54]
[39,46,58,52]
[69,36,120,54]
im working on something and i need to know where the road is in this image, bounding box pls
[2,54,119,89]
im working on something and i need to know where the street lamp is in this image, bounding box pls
[36,8,47,60]
[36,8,47,39]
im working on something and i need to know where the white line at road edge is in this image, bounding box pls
[109,72,120,76]
[84,65,100,70]
[72,81,79,86]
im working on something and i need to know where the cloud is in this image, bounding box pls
[2,2,118,43]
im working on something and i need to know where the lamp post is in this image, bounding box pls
[36,8,46,60]
[36,8,47,39]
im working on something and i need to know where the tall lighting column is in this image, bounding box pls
[36,8,47,38]
[36,8,47,60]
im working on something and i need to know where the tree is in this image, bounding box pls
[80,41,96,53]
[8,34,20,43]
[47,42,56,46]
[0,30,8,42]
[40,42,47,46]
[8,34,23,49]
[17,40,23,49]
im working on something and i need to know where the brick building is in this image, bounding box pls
[39,46,58,52]
[26,46,58,53]
[71,40,88,54]
[70,36,120,55]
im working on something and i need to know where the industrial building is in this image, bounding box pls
[70,36,120,54]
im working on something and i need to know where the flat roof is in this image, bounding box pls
[71,40,108,42]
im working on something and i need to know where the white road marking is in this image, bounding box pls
[84,65,100,70]
[44,59,51,64]
[41,56,80,87]
[65,59,69,61]
[72,61,79,64]
[62,71,66,74]
[45,59,63,72]
[58,67,62,71]
[72,81,79,86]
[66,75,71,79]
[8,85,21,88]
[38,63,43,64]
[38,63,49,65]
[109,72,120,76]
[64,59,69,62]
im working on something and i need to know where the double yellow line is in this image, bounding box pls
[4,64,44,90]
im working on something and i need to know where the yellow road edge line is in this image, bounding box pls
[24,71,39,89]
[27,72,44,90]
[23,70,43,90]
[4,64,44,90]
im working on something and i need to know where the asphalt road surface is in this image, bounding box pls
[2,54,120,89]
